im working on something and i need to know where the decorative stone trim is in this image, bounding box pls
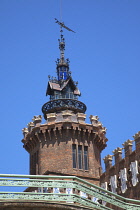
[77,113,86,123]
[113,147,123,155]
[133,131,140,140]
[62,110,73,116]
[89,115,99,123]
[27,122,34,132]
[133,131,140,145]
[22,127,29,137]
[46,113,56,124]
[103,155,113,170]
[103,154,113,163]
[32,115,42,126]
[122,139,133,155]
[122,139,133,147]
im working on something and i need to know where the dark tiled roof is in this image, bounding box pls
[46,77,81,96]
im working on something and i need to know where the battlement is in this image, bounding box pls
[100,132,140,200]
[21,113,107,148]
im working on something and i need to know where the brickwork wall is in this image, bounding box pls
[37,133,101,178]
[100,134,140,200]
[22,114,107,186]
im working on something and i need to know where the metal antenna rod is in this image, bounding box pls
[60,0,62,22]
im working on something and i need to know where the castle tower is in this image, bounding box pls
[22,23,107,185]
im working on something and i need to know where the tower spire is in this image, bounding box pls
[41,19,86,117]
[55,18,75,65]
[58,32,65,63]
[55,18,73,81]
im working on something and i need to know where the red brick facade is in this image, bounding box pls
[22,111,140,202]
[100,133,140,200]
[22,112,107,185]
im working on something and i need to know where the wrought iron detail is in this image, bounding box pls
[42,99,86,118]
[0,179,74,188]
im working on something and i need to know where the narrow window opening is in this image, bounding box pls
[34,152,36,175]
[72,144,77,168]
[78,145,82,169]
[84,146,88,170]
[36,150,39,174]
[72,144,88,170]
[30,155,34,175]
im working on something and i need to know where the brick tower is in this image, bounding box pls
[22,21,108,185]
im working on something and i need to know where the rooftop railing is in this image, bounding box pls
[0,174,140,210]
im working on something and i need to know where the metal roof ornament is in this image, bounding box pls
[55,18,76,33]
[55,19,75,66]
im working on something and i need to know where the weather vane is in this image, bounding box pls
[55,18,76,33]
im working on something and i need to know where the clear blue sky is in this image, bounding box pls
[0,0,140,175]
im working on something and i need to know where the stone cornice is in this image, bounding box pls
[22,121,108,152]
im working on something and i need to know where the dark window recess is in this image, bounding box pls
[36,150,39,174]
[72,144,77,168]
[30,155,34,175]
[78,145,83,169]
[34,152,36,174]
[31,153,36,175]
[72,144,89,170]
[30,151,39,175]
[36,151,38,164]
[84,146,88,170]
